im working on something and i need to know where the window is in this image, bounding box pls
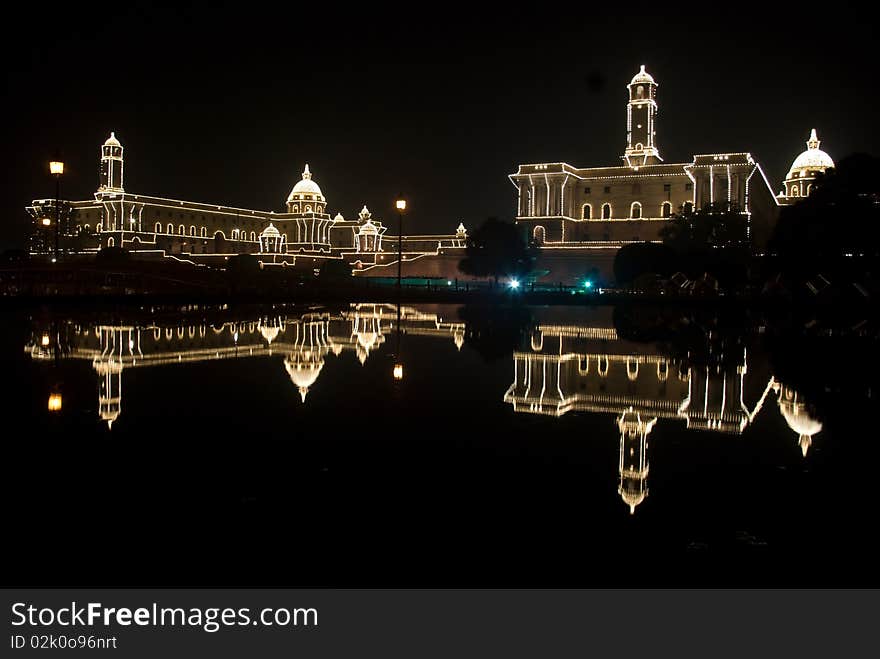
[167,223,173,234]
[603,186,611,194]
[250,231,256,241]
[663,184,671,192]
[661,202,672,218]
[189,226,196,236]
[630,202,642,219]
[178,225,185,235]
[581,204,592,220]
[791,187,799,197]
[200,227,207,237]
[155,222,162,233]
[601,203,612,219]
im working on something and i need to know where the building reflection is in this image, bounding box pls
[25,303,465,425]
[503,317,821,513]
[25,304,821,514]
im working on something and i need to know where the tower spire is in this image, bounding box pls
[623,65,661,167]
[302,163,312,180]
[807,128,820,150]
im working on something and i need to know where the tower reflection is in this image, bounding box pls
[503,314,817,513]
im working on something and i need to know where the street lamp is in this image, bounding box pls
[49,159,64,261]
[395,196,407,290]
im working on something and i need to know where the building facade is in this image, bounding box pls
[27,135,466,275]
[509,66,800,282]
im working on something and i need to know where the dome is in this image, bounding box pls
[358,219,378,235]
[260,223,281,238]
[287,164,325,204]
[333,212,345,222]
[787,129,834,178]
[104,132,121,147]
[777,385,822,457]
[284,350,325,403]
[630,65,655,86]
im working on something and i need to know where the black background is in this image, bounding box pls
[2,1,876,249]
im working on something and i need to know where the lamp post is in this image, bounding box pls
[395,197,407,290]
[49,159,64,261]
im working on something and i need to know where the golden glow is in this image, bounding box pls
[41,218,51,226]
[393,363,404,380]
[395,199,407,212]
[49,161,64,175]
[48,393,62,412]
[41,334,50,346]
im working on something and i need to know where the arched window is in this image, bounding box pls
[178,225,185,235]
[581,204,592,220]
[291,205,299,213]
[533,226,545,245]
[791,187,799,197]
[630,202,642,219]
[155,222,162,233]
[189,226,196,236]
[601,203,612,219]
[806,184,812,195]
[661,202,672,218]
[107,237,115,247]
[232,229,240,239]
[250,231,256,241]
[304,205,312,213]
[200,227,207,237]
[636,85,644,99]
[167,223,174,234]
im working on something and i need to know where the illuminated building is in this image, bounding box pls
[509,65,784,281]
[776,129,835,204]
[26,136,466,273]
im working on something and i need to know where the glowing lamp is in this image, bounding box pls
[509,279,520,290]
[48,393,62,412]
[41,334,50,346]
[583,280,593,289]
[393,363,404,381]
[42,218,51,226]
[49,161,64,175]
[395,199,407,212]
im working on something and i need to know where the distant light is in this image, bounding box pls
[393,363,404,380]
[48,393,62,412]
[49,161,64,175]
[51,258,57,263]
[42,218,51,226]
[395,198,407,212]
[509,279,520,289]
[583,280,593,289]
[41,334,50,347]
[447,280,452,286]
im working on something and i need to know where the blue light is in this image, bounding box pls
[583,280,593,289]
[509,279,520,290]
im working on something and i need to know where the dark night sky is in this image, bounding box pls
[2,1,875,249]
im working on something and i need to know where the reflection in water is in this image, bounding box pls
[503,321,821,513]
[25,303,465,424]
[25,304,820,515]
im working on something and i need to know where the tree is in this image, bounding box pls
[613,242,675,285]
[658,202,749,289]
[458,217,534,284]
[770,153,880,262]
